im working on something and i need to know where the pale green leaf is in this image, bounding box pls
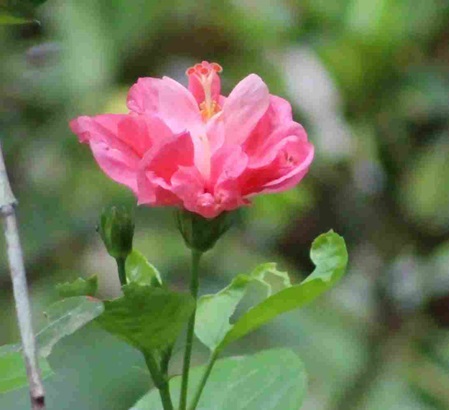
[96,283,194,353]
[131,348,307,410]
[219,230,348,349]
[195,263,290,351]
[38,296,104,357]
[56,275,98,298]
[0,349,53,393]
[125,250,162,287]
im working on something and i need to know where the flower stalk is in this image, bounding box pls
[144,352,174,410]
[188,350,219,410]
[179,249,202,410]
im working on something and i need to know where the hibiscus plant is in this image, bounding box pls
[1,61,348,410]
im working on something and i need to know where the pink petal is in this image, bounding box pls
[70,114,142,193]
[140,130,195,182]
[247,122,307,169]
[242,95,299,167]
[171,166,206,209]
[210,144,249,187]
[137,131,196,206]
[127,76,203,136]
[239,135,314,197]
[137,171,181,206]
[117,115,173,157]
[221,74,270,146]
[259,141,314,193]
[89,140,140,194]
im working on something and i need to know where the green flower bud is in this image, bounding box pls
[176,209,233,253]
[98,206,134,259]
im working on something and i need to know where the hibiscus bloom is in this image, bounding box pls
[70,61,314,218]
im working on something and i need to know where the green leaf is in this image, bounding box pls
[195,231,347,352]
[0,11,31,24]
[56,275,98,298]
[37,296,104,357]
[0,349,53,393]
[219,230,348,349]
[195,263,290,351]
[131,348,307,410]
[125,250,162,287]
[96,283,194,353]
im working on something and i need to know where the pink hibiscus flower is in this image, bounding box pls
[70,61,314,218]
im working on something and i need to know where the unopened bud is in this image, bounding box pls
[98,206,134,259]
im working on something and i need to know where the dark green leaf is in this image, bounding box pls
[125,250,162,287]
[131,348,307,410]
[38,296,104,357]
[56,275,98,298]
[28,0,48,5]
[0,0,47,25]
[219,230,348,349]
[195,263,290,351]
[96,283,194,353]
[0,349,52,393]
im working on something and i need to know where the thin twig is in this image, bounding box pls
[0,143,45,410]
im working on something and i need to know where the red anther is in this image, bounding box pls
[186,67,196,75]
[200,67,210,75]
[201,60,210,66]
[210,62,223,73]
[194,63,203,71]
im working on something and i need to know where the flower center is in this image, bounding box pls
[186,61,223,121]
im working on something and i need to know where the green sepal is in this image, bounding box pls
[176,209,233,253]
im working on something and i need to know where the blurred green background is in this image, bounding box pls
[1,0,449,409]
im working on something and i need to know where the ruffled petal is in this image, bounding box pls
[127,76,203,136]
[70,114,142,193]
[241,137,314,196]
[89,140,140,194]
[221,74,270,146]
[259,140,314,193]
[137,131,196,206]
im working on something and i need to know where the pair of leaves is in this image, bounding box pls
[53,249,185,356]
[55,250,161,300]
[131,348,307,410]
[94,249,193,354]
[195,230,348,352]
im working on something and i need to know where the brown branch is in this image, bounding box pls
[0,143,45,410]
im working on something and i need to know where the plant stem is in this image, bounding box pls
[179,249,202,410]
[144,352,174,410]
[188,350,219,410]
[0,145,45,410]
[116,257,127,286]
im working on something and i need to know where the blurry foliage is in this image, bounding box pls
[0,0,449,409]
